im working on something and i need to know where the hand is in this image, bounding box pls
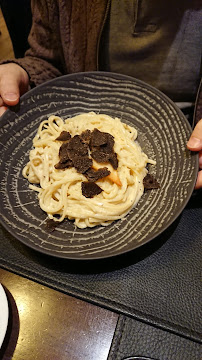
[187,118,202,189]
[0,63,29,117]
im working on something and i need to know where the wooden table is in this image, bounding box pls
[0,268,118,360]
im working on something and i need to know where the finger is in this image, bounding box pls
[0,96,3,107]
[0,106,8,117]
[0,73,20,106]
[187,119,202,151]
[195,170,202,189]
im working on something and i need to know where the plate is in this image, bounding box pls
[0,72,198,260]
[0,284,9,348]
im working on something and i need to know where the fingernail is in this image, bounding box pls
[4,92,18,101]
[187,137,202,148]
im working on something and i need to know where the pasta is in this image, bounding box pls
[22,112,156,228]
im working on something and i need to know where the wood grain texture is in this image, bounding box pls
[0,268,118,360]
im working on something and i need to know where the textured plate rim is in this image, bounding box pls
[0,72,199,260]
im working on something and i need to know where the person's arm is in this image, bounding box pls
[0,0,68,116]
[187,119,202,189]
[1,0,66,87]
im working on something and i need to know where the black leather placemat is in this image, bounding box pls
[108,316,201,360]
[0,193,201,342]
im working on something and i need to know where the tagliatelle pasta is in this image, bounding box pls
[22,112,156,228]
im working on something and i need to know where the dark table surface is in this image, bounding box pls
[0,265,201,360]
[0,192,202,360]
[0,268,118,360]
[0,189,202,360]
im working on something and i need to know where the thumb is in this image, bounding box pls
[187,119,202,151]
[0,73,20,106]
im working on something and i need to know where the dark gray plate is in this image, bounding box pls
[0,72,198,260]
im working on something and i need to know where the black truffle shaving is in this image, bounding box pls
[90,128,110,147]
[59,142,70,163]
[80,129,91,144]
[55,128,119,198]
[54,159,73,169]
[56,131,71,141]
[100,141,114,154]
[81,182,103,198]
[108,152,118,170]
[90,128,117,169]
[73,156,93,174]
[91,150,110,164]
[143,174,160,189]
[67,135,88,158]
[85,167,110,182]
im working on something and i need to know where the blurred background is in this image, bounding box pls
[0,0,32,61]
[0,7,14,60]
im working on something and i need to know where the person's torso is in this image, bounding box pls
[99,0,202,102]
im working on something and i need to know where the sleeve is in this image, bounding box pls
[1,0,67,87]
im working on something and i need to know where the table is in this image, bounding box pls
[0,187,202,360]
[0,268,118,360]
[0,187,202,359]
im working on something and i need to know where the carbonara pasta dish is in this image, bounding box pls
[22,112,156,228]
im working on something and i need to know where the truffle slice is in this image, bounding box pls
[81,182,103,198]
[143,174,160,189]
[80,129,91,144]
[91,150,110,164]
[108,152,118,170]
[90,128,114,148]
[56,131,71,141]
[90,128,114,147]
[90,129,118,169]
[67,135,88,159]
[85,167,110,182]
[54,159,73,169]
[59,142,70,163]
[73,156,93,174]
